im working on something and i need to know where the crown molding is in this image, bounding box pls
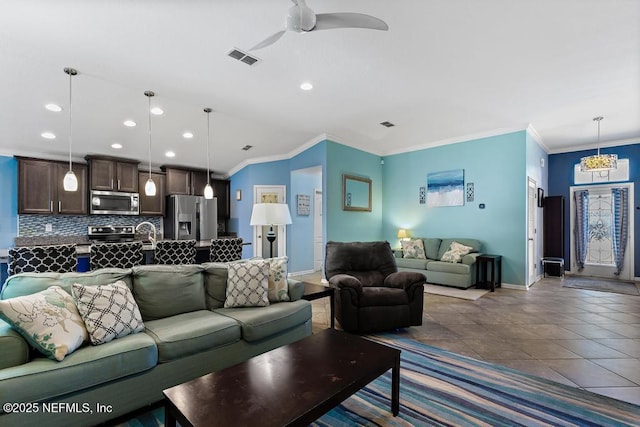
[547,137,640,154]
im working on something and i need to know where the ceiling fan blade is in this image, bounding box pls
[249,30,286,51]
[314,13,389,31]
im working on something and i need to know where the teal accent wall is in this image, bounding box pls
[290,168,321,273]
[382,131,528,286]
[326,141,383,242]
[0,156,17,249]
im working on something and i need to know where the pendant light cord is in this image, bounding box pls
[68,69,73,171]
[147,93,152,179]
[594,116,603,156]
[206,110,211,185]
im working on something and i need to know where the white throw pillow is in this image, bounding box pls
[225,259,270,308]
[266,256,290,302]
[72,280,144,345]
[0,286,88,361]
[440,241,474,263]
[401,239,426,259]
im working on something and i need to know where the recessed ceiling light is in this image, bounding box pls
[151,107,164,115]
[111,143,123,149]
[45,103,62,112]
[300,82,313,91]
[183,132,194,139]
[123,120,136,127]
[165,151,176,158]
[41,132,56,139]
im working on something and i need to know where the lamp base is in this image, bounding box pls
[266,227,276,259]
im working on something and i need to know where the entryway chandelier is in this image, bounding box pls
[579,116,617,172]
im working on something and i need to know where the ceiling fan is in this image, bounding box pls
[249,0,388,51]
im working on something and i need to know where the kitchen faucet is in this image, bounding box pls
[135,221,157,247]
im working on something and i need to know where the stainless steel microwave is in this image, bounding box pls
[90,190,139,215]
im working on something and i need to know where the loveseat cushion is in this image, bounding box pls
[395,258,429,270]
[214,300,311,342]
[0,332,157,407]
[143,310,240,363]
[132,264,206,320]
[426,260,471,275]
[0,319,29,370]
[202,262,229,309]
[359,287,409,307]
[1,268,133,300]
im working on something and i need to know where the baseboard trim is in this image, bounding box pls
[500,282,527,291]
[288,269,316,277]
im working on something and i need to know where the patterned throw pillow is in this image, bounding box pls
[0,286,88,361]
[440,241,474,263]
[72,281,144,345]
[401,239,426,259]
[266,256,290,302]
[224,259,270,308]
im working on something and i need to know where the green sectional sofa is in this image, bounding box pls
[394,238,482,289]
[0,263,312,427]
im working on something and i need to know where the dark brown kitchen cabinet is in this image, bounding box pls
[86,156,139,192]
[164,167,208,196]
[17,157,87,215]
[138,171,165,216]
[213,179,230,219]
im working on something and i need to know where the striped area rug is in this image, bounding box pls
[121,334,640,427]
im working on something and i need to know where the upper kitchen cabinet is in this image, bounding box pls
[138,171,165,216]
[162,166,229,219]
[163,166,208,196]
[86,155,139,192]
[17,157,88,215]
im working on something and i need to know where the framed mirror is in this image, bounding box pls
[343,174,372,211]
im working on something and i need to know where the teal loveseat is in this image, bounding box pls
[0,263,312,427]
[394,238,482,289]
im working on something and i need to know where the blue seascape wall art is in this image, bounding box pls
[427,169,464,207]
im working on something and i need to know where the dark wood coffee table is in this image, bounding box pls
[301,282,335,329]
[163,329,400,427]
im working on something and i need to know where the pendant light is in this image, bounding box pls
[203,107,214,199]
[579,116,618,172]
[144,90,156,196]
[62,67,78,192]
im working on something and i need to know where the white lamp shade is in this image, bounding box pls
[250,203,292,226]
[144,177,156,196]
[204,183,214,199]
[63,170,78,192]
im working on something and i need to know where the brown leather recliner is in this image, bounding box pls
[324,241,425,333]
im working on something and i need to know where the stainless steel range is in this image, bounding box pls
[88,225,135,243]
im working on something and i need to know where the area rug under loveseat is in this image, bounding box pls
[118,334,640,427]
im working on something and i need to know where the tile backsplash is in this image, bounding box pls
[18,215,163,237]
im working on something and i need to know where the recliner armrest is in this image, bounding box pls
[384,271,426,290]
[329,274,363,293]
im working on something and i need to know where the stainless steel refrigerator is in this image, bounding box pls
[164,195,218,241]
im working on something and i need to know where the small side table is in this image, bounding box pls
[476,254,502,292]
[301,282,335,329]
[542,257,565,279]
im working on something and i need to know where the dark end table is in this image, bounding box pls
[476,254,502,292]
[301,282,335,329]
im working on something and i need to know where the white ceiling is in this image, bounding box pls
[1,0,638,176]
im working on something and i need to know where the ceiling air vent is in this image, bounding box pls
[227,48,261,66]
[242,145,253,151]
[380,121,395,128]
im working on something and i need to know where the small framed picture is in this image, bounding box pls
[537,188,544,207]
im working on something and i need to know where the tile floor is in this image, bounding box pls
[295,273,640,406]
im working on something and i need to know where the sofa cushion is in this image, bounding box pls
[144,310,240,363]
[401,239,426,259]
[224,259,270,308]
[1,268,133,300]
[441,241,474,263]
[395,258,429,270]
[0,319,29,369]
[422,238,442,260]
[437,238,481,260]
[132,264,206,320]
[0,286,88,361]
[214,300,311,342]
[72,281,144,345]
[266,256,290,302]
[202,262,229,309]
[359,287,409,307]
[427,260,471,275]
[0,332,157,406]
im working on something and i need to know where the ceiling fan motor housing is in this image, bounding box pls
[287,3,316,32]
